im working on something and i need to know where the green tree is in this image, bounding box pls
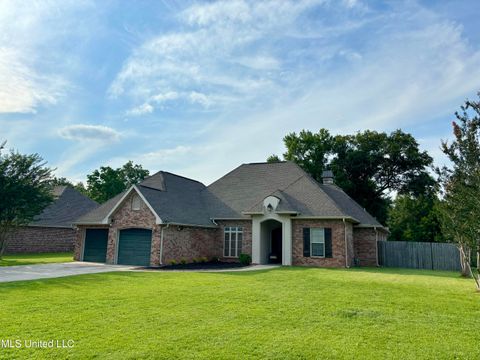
[86,161,149,203]
[438,92,480,285]
[48,177,74,187]
[387,194,444,243]
[271,129,434,224]
[266,154,281,163]
[0,144,54,258]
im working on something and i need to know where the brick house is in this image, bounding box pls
[6,186,98,253]
[74,162,387,267]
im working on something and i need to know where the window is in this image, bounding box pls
[224,227,243,257]
[310,228,325,257]
[131,194,141,211]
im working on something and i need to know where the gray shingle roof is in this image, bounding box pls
[208,162,368,222]
[31,186,98,228]
[75,191,126,225]
[75,162,384,228]
[137,172,213,227]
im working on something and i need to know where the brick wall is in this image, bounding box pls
[216,220,252,262]
[75,191,223,266]
[292,219,354,268]
[5,226,76,253]
[352,227,385,267]
[73,225,110,261]
[160,225,218,265]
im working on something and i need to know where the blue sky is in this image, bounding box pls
[1,0,480,185]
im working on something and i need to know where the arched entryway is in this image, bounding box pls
[260,219,282,264]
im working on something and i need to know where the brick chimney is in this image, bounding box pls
[322,170,334,185]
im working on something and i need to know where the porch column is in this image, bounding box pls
[282,218,292,266]
[251,217,261,264]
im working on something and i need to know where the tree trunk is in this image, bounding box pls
[477,245,480,273]
[459,245,471,278]
[459,244,480,290]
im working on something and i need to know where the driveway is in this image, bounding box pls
[0,262,134,283]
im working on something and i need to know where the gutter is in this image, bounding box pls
[343,218,350,268]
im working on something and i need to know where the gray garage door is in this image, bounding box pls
[83,229,109,263]
[117,228,152,266]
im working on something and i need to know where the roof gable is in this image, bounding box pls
[76,161,384,228]
[32,187,98,228]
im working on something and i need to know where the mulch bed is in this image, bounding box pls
[145,261,248,271]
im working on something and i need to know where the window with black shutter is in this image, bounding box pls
[303,227,333,258]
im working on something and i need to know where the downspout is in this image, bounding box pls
[159,224,169,266]
[374,226,379,267]
[343,218,349,268]
[211,218,218,226]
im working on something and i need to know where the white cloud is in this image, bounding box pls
[59,124,121,141]
[188,92,212,107]
[102,0,480,184]
[0,48,62,113]
[151,91,179,103]
[0,1,91,114]
[127,103,154,116]
[109,0,327,113]
[106,145,194,173]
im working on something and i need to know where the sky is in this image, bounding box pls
[1,0,480,185]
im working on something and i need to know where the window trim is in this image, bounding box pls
[223,226,243,258]
[310,227,325,258]
[131,195,141,211]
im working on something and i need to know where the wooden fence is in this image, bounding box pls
[377,241,461,271]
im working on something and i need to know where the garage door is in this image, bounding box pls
[83,229,109,263]
[117,228,152,266]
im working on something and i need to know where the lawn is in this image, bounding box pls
[0,252,73,267]
[0,267,478,359]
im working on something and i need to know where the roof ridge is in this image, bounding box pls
[141,170,205,188]
[206,164,245,189]
[322,183,378,218]
[244,161,288,165]
[244,171,305,212]
[288,162,349,217]
[161,171,206,187]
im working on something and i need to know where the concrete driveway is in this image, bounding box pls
[0,262,134,283]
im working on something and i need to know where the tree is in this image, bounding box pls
[271,129,434,223]
[387,194,444,243]
[86,161,149,203]
[48,177,74,187]
[438,92,480,286]
[0,145,54,258]
[266,154,281,163]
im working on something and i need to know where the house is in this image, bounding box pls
[74,161,388,267]
[6,186,98,253]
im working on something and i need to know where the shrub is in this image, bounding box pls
[180,258,187,265]
[192,258,198,263]
[239,253,252,266]
[200,257,208,263]
[210,256,219,263]
[169,259,177,266]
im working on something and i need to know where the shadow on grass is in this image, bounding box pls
[203,265,467,280]
[345,266,465,279]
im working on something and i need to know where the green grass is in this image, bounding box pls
[0,252,73,266]
[0,267,478,359]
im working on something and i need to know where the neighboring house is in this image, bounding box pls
[74,162,388,267]
[6,186,98,253]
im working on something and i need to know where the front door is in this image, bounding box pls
[270,227,282,264]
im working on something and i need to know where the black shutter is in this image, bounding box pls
[303,228,310,257]
[325,228,332,258]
